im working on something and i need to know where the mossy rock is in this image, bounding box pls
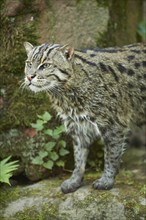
[0,148,145,220]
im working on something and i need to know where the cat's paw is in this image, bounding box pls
[93,176,114,190]
[61,178,83,194]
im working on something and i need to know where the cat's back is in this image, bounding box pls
[75,43,146,91]
[75,43,146,78]
[74,43,146,125]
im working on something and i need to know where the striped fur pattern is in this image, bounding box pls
[23,42,146,193]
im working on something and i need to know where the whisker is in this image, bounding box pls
[20,82,26,90]
[19,82,25,88]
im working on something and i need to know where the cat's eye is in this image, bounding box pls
[25,61,32,68]
[39,63,49,70]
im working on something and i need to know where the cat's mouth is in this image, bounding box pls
[28,82,31,86]
[28,83,48,93]
[25,76,47,86]
[24,75,59,93]
[25,78,53,93]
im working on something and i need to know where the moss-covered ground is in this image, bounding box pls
[0,148,145,220]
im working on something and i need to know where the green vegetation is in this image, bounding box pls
[0,156,19,185]
[0,2,42,131]
[137,20,146,40]
[31,112,69,170]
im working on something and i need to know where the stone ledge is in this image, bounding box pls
[0,159,145,220]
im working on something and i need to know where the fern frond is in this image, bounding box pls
[0,156,19,185]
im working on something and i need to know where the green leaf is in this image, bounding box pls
[36,119,44,125]
[52,133,61,140]
[59,148,69,156]
[0,156,19,185]
[38,151,48,159]
[56,160,65,167]
[44,142,56,151]
[31,120,44,131]
[38,112,52,122]
[137,20,146,39]
[52,125,65,139]
[44,129,53,136]
[49,152,59,161]
[43,160,54,169]
[58,140,66,148]
[32,156,44,165]
[43,112,52,121]
[53,125,66,135]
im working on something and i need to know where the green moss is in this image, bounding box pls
[0,186,20,209]
[13,204,61,220]
[116,170,146,219]
[124,197,146,220]
[96,0,109,7]
[139,184,146,197]
[77,0,109,7]
[0,88,52,130]
[0,8,56,131]
[96,31,110,47]
[0,2,45,131]
[74,190,113,210]
[105,0,143,46]
[0,179,64,220]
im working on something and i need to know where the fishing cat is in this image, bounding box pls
[23,42,146,193]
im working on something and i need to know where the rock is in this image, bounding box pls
[37,0,109,48]
[1,174,144,220]
[0,148,145,220]
[3,0,24,17]
[33,0,46,12]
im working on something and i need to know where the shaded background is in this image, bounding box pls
[0,0,145,181]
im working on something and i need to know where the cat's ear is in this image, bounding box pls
[59,45,74,60]
[24,42,34,55]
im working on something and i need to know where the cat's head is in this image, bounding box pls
[23,42,74,93]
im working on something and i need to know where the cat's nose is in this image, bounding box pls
[27,75,35,81]
[27,75,32,81]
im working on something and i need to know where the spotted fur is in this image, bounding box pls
[23,42,146,193]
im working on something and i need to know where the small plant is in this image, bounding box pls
[31,112,69,170]
[0,156,19,185]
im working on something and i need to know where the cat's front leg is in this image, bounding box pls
[61,136,89,194]
[93,125,126,190]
